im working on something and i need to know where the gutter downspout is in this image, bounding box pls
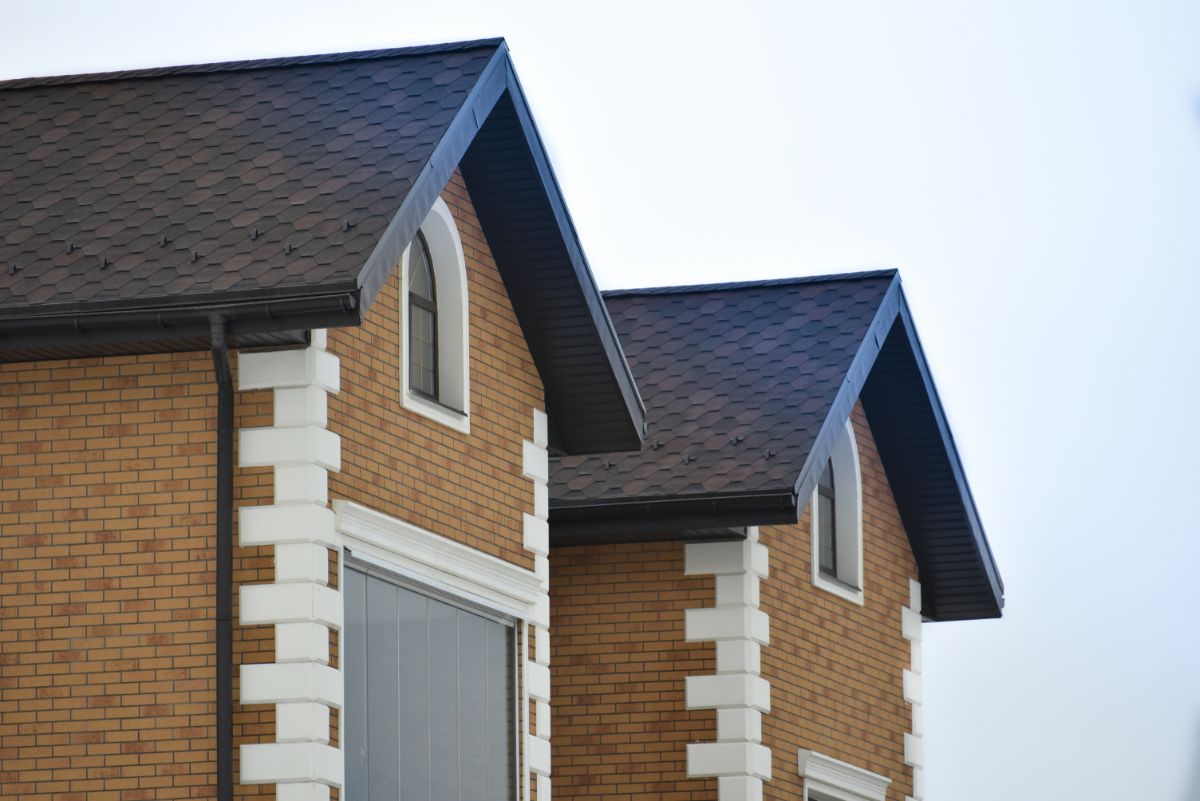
[210,316,234,801]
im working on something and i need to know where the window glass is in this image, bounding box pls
[408,232,438,398]
[344,562,516,801]
[817,458,836,576]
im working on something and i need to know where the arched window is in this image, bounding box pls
[407,232,438,399]
[400,197,471,433]
[811,419,863,603]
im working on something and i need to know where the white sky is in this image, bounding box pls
[5,2,1200,799]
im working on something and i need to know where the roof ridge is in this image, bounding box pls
[601,269,899,298]
[0,38,506,91]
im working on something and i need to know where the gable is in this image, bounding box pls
[550,272,1003,621]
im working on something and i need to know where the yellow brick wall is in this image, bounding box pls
[327,170,543,571]
[550,541,717,800]
[759,402,917,800]
[550,403,918,801]
[0,351,275,800]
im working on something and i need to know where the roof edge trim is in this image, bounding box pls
[603,269,899,299]
[0,39,507,90]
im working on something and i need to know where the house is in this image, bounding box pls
[550,274,1003,801]
[0,38,1001,801]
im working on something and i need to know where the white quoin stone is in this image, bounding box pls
[717,708,763,742]
[239,503,338,548]
[276,622,332,664]
[239,741,343,786]
[686,674,771,712]
[241,662,343,708]
[239,425,341,471]
[522,440,549,484]
[717,776,763,801]
[238,347,340,393]
[685,606,770,645]
[276,702,331,743]
[527,733,551,776]
[685,540,769,578]
[686,741,772,780]
[275,465,330,505]
[716,640,761,675]
[240,582,342,629]
[275,385,329,428]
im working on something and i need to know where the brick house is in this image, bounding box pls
[0,38,1001,801]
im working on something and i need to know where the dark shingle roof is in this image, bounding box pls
[0,41,498,312]
[554,271,896,503]
[552,271,1004,621]
[0,40,645,454]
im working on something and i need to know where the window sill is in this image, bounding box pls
[813,572,864,606]
[403,390,470,434]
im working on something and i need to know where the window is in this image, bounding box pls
[407,232,438,399]
[400,197,470,433]
[343,560,517,801]
[811,419,863,604]
[798,748,890,801]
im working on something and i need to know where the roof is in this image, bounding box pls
[0,39,644,454]
[551,272,1004,621]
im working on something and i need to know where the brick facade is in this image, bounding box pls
[550,404,918,801]
[758,403,917,801]
[0,171,545,799]
[551,540,717,800]
[327,170,543,572]
[0,351,275,800]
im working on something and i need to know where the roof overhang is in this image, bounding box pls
[550,277,1004,621]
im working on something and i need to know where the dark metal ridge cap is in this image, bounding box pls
[0,38,506,90]
[893,291,1005,603]
[355,43,646,441]
[602,269,900,299]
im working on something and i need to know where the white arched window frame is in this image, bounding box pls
[399,197,471,433]
[811,418,864,604]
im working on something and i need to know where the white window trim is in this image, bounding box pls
[799,749,891,801]
[333,500,541,621]
[399,196,471,434]
[811,418,864,605]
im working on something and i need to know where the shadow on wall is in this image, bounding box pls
[1183,714,1200,801]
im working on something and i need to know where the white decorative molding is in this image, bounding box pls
[685,527,772,796]
[902,578,924,801]
[399,197,471,433]
[811,418,865,605]
[333,500,543,619]
[797,749,891,801]
[522,409,552,801]
[237,331,343,795]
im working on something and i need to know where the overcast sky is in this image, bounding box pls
[5,2,1200,799]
